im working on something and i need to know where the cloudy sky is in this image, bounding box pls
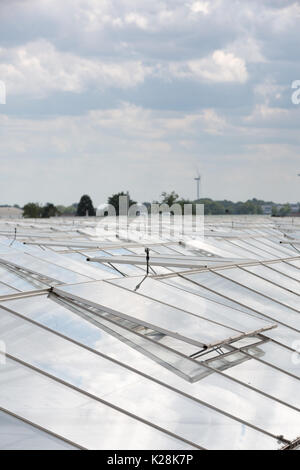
[0,0,300,206]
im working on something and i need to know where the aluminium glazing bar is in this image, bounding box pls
[87,255,208,269]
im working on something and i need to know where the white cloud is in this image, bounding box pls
[0,103,231,204]
[268,2,300,32]
[125,12,149,29]
[225,37,265,64]
[170,50,248,83]
[189,1,210,15]
[0,39,250,99]
[254,79,285,103]
[0,40,152,97]
[245,104,289,123]
[0,99,299,205]
[201,109,227,134]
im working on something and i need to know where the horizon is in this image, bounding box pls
[1,195,299,209]
[2,197,300,207]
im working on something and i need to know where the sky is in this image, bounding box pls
[0,0,300,206]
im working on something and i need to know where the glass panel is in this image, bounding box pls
[54,281,253,348]
[49,294,205,382]
[0,265,43,291]
[0,252,92,284]
[147,245,179,255]
[0,282,18,295]
[243,265,300,294]
[184,271,300,340]
[162,276,255,314]
[26,248,114,280]
[221,240,264,259]
[222,267,300,311]
[167,244,197,256]
[109,263,145,275]
[0,410,76,450]
[1,295,299,443]
[229,239,270,259]
[259,238,298,257]
[209,356,300,409]
[0,357,194,450]
[109,277,273,334]
[268,262,300,282]
[62,252,87,262]
[183,239,238,258]
[262,325,300,350]
[288,260,300,269]
[244,341,300,379]
[0,307,281,449]
[243,239,283,258]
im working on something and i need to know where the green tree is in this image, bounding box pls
[41,203,58,218]
[107,192,136,216]
[160,191,179,206]
[271,206,278,216]
[279,204,291,217]
[57,204,77,216]
[23,203,42,218]
[76,195,96,216]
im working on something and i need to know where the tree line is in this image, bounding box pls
[22,192,296,218]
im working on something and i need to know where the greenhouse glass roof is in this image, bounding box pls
[0,215,299,450]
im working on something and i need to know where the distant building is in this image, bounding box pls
[0,207,23,218]
[290,203,300,214]
[261,204,273,215]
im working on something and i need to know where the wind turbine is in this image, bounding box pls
[194,170,201,201]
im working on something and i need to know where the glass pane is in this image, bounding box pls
[210,356,300,409]
[109,277,273,334]
[0,410,76,450]
[243,265,300,294]
[162,276,255,314]
[49,294,206,382]
[54,281,255,348]
[185,271,300,333]
[0,265,44,291]
[0,357,194,450]
[268,262,300,282]
[220,240,264,259]
[0,252,92,284]
[228,239,269,259]
[244,341,300,378]
[0,282,18,295]
[260,238,298,257]
[0,307,282,449]
[26,247,115,280]
[1,294,299,444]
[222,267,300,311]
